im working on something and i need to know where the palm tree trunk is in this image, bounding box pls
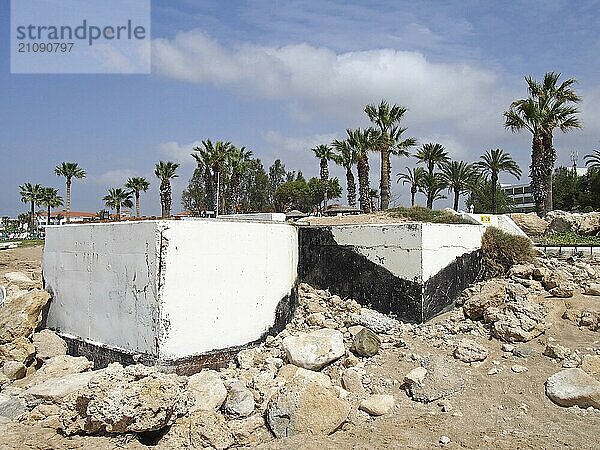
[542,133,555,214]
[411,188,416,207]
[491,172,498,214]
[160,180,170,218]
[453,189,460,211]
[30,201,35,234]
[66,178,71,223]
[47,205,51,226]
[530,133,546,215]
[426,192,433,209]
[320,159,328,209]
[135,192,141,217]
[117,205,121,221]
[357,156,371,213]
[380,147,390,210]
[345,167,356,207]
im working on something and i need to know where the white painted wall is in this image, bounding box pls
[461,213,528,238]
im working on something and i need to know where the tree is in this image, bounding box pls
[474,149,522,214]
[418,173,446,209]
[274,177,342,213]
[238,159,270,212]
[504,72,581,214]
[125,177,150,218]
[192,140,234,215]
[311,144,336,209]
[439,161,476,211]
[331,139,357,207]
[584,149,600,169]
[54,162,86,223]
[154,161,179,218]
[103,188,133,221]
[414,143,449,177]
[268,159,288,208]
[466,178,513,214]
[346,128,383,213]
[397,166,425,207]
[364,100,416,210]
[552,166,580,211]
[19,183,43,233]
[181,166,206,215]
[39,187,63,225]
[227,146,253,213]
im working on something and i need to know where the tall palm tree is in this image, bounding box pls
[19,183,44,233]
[439,161,477,211]
[194,140,234,215]
[397,166,425,207]
[474,149,522,214]
[364,100,416,210]
[311,144,336,209]
[192,147,215,212]
[103,188,133,221]
[154,161,179,218]
[125,177,150,218]
[504,72,581,214]
[331,139,357,207]
[54,162,86,223]
[346,128,384,213]
[227,146,253,213]
[418,173,446,209]
[414,143,449,177]
[39,187,63,226]
[584,148,600,169]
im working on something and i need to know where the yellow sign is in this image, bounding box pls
[480,215,491,223]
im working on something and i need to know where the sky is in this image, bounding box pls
[1,0,600,216]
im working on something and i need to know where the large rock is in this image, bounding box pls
[15,354,93,389]
[491,298,549,343]
[2,361,26,381]
[0,337,36,365]
[32,330,67,362]
[23,371,98,404]
[4,272,38,290]
[0,393,27,419]
[187,370,227,412]
[60,363,189,435]
[463,279,507,320]
[547,211,600,236]
[351,327,380,357]
[545,368,600,409]
[224,382,255,417]
[282,329,345,370]
[0,289,50,344]
[350,308,398,333]
[266,370,350,437]
[453,339,488,363]
[158,410,234,450]
[509,213,549,236]
[359,394,395,416]
[404,356,464,403]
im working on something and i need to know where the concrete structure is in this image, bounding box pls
[298,222,485,323]
[461,213,528,238]
[43,219,298,373]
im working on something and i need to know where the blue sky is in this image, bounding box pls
[2,0,600,216]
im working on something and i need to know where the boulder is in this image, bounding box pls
[266,371,350,437]
[543,343,571,360]
[341,368,365,394]
[4,272,38,290]
[187,369,227,412]
[0,337,36,365]
[546,211,600,236]
[15,354,93,389]
[453,339,488,363]
[158,410,234,450]
[0,289,51,344]
[463,279,507,320]
[227,415,272,447]
[351,327,380,357]
[2,361,26,381]
[359,394,395,416]
[32,330,67,362]
[509,213,549,236]
[0,393,27,419]
[509,264,535,279]
[224,382,255,417]
[276,365,332,388]
[23,370,98,404]
[549,284,574,298]
[491,298,549,343]
[581,355,600,380]
[350,308,398,333]
[584,284,600,296]
[545,368,600,409]
[282,329,345,370]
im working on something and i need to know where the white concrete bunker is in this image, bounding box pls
[43,219,298,373]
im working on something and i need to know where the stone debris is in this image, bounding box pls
[351,327,381,357]
[511,364,528,373]
[359,394,395,416]
[3,271,38,290]
[282,328,345,370]
[32,330,68,363]
[0,289,50,344]
[545,368,600,409]
[224,381,255,417]
[187,369,228,412]
[404,356,464,403]
[543,342,571,361]
[0,392,27,419]
[453,338,488,363]
[581,355,600,380]
[350,308,399,333]
[584,283,600,296]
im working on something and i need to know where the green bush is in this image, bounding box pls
[534,232,600,246]
[481,227,535,277]
[386,206,474,224]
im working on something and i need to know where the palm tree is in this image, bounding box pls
[39,187,63,226]
[584,148,600,169]
[414,143,449,177]
[331,139,357,207]
[474,149,522,214]
[504,72,581,214]
[227,146,253,213]
[103,188,133,221]
[311,144,336,209]
[54,162,86,223]
[346,128,384,213]
[439,161,477,211]
[397,166,425,207]
[418,173,446,209]
[125,177,150,218]
[193,140,234,215]
[154,161,179,218]
[364,100,416,210]
[19,183,43,233]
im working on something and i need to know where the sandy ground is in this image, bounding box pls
[297,213,410,226]
[2,245,599,449]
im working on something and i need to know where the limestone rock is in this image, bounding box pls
[509,264,535,279]
[227,415,271,447]
[584,284,600,296]
[276,365,332,388]
[4,271,38,290]
[545,368,600,409]
[23,371,98,404]
[546,211,600,236]
[15,354,93,389]
[549,284,574,298]
[350,308,398,333]
[511,364,528,373]
[351,327,380,357]
[0,393,27,419]
[0,337,36,365]
[404,356,464,403]
[491,298,549,343]
[403,367,427,386]
[266,372,350,438]
[453,339,488,363]
[224,382,255,417]
[509,213,549,236]
[581,355,600,380]
[2,361,26,380]
[463,279,506,320]
[543,342,571,360]
[341,368,365,394]
[187,369,227,412]
[0,289,50,344]
[359,394,395,416]
[32,330,67,362]
[237,347,261,370]
[158,410,234,450]
[282,329,345,370]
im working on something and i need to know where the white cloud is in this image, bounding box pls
[158,140,204,167]
[89,169,136,186]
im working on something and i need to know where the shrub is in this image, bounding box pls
[481,227,535,277]
[386,206,474,224]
